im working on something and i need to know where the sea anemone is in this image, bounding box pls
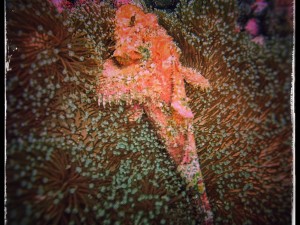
[6,0,103,141]
[152,0,293,224]
[6,0,293,224]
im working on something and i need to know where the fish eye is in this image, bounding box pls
[129,14,136,27]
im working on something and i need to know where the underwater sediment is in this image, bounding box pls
[5,0,293,224]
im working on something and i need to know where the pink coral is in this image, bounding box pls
[97,4,213,223]
[252,35,265,45]
[252,0,268,13]
[245,18,259,36]
[50,0,72,12]
[50,0,65,12]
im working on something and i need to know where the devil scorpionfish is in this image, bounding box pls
[97,4,213,224]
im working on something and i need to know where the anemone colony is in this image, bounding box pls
[6,0,293,225]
